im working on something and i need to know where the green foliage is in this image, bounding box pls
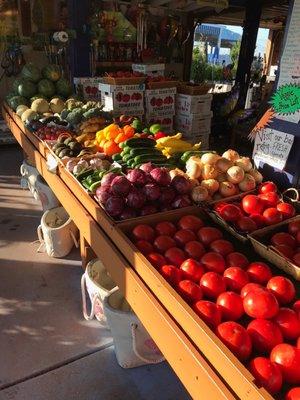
[191,47,223,83]
[230,41,241,66]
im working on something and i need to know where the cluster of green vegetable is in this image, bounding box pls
[60,99,110,126]
[76,166,121,192]
[112,137,174,169]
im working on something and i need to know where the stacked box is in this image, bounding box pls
[74,77,102,100]
[99,83,145,116]
[145,87,176,132]
[132,63,165,77]
[175,93,213,145]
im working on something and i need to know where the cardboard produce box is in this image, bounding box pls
[184,133,210,149]
[175,112,212,135]
[74,77,102,100]
[176,93,212,115]
[132,63,165,77]
[99,83,145,113]
[145,87,176,116]
[145,114,174,134]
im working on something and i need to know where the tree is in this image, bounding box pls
[230,41,241,65]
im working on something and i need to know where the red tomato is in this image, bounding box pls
[259,192,280,208]
[277,202,296,219]
[246,262,272,285]
[226,252,249,269]
[267,276,296,305]
[249,357,282,395]
[216,321,252,361]
[271,232,296,249]
[160,265,183,286]
[293,300,300,317]
[135,240,154,255]
[263,208,283,225]
[271,344,300,384]
[177,280,203,303]
[217,291,244,321]
[220,204,242,222]
[180,259,205,282]
[297,231,300,245]
[209,239,234,256]
[285,387,300,400]
[164,247,186,267]
[193,300,221,329]
[147,252,167,269]
[184,241,206,260]
[243,288,279,319]
[223,267,249,292]
[241,283,263,299]
[247,319,283,353]
[201,252,226,274]
[200,272,226,299]
[213,201,228,213]
[249,213,266,228]
[298,337,300,349]
[154,235,176,253]
[273,308,300,340]
[174,229,197,247]
[133,224,155,241]
[197,227,223,246]
[178,215,204,232]
[293,253,300,267]
[235,216,257,233]
[275,244,295,259]
[289,220,300,236]
[242,195,265,215]
[155,221,177,236]
[258,181,277,194]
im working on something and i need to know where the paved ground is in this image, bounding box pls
[0,145,190,400]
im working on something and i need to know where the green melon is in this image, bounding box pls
[8,96,29,110]
[42,64,62,82]
[21,63,41,83]
[16,105,29,117]
[56,78,72,98]
[21,109,39,123]
[31,98,49,113]
[5,92,17,102]
[50,97,65,113]
[38,79,56,98]
[17,80,37,98]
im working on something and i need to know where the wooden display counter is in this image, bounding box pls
[2,103,273,400]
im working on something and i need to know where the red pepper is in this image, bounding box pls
[154,132,167,140]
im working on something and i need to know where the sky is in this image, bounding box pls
[227,25,270,55]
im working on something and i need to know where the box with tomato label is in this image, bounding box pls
[132,63,165,77]
[99,83,145,113]
[145,114,174,133]
[176,93,213,115]
[175,112,212,135]
[145,87,176,116]
[74,77,102,100]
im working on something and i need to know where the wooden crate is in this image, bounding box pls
[147,80,179,89]
[101,76,145,85]
[177,83,213,95]
[249,215,300,280]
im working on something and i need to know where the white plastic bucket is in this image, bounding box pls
[81,259,116,325]
[37,207,78,258]
[104,288,165,368]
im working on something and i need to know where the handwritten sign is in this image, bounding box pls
[271,84,300,115]
[253,128,294,170]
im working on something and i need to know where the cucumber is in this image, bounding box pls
[112,153,122,161]
[76,168,93,181]
[126,157,136,166]
[89,180,102,192]
[123,138,156,148]
[123,153,133,162]
[81,180,91,190]
[134,154,167,164]
[129,147,161,157]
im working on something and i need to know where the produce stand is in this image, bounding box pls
[2,102,276,400]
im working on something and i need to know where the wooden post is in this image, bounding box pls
[235,0,263,108]
[183,12,195,81]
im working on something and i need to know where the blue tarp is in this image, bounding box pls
[195,24,241,43]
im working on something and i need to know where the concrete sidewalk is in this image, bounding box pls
[0,145,190,400]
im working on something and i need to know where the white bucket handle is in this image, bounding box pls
[131,323,165,364]
[36,225,46,253]
[81,274,101,320]
[70,229,79,248]
[20,164,25,175]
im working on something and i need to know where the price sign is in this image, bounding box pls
[252,128,294,170]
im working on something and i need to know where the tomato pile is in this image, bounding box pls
[270,220,300,267]
[131,214,300,397]
[214,181,296,234]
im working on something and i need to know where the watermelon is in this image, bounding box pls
[21,63,41,83]
[8,96,29,110]
[5,92,17,102]
[38,79,56,98]
[13,77,26,94]
[17,80,37,98]
[42,64,62,82]
[56,78,72,98]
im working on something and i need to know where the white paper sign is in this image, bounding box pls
[252,128,294,170]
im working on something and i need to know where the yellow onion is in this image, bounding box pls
[186,157,202,180]
[235,157,253,172]
[216,172,228,183]
[216,157,233,172]
[238,173,256,192]
[222,149,240,162]
[226,166,245,184]
[202,164,220,180]
[191,186,209,203]
[201,152,220,165]
[201,179,219,194]
[169,168,188,180]
[248,168,263,183]
[219,181,237,197]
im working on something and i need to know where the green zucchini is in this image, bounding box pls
[123,153,133,162]
[123,138,156,148]
[129,147,162,157]
[112,153,122,161]
[134,154,167,164]
[75,168,93,181]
